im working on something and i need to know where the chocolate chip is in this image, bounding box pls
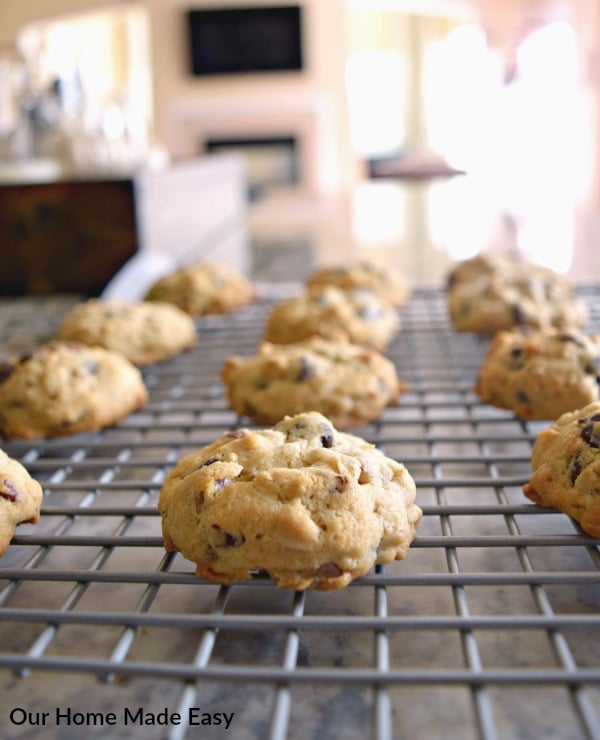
[200,458,218,468]
[582,420,600,448]
[320,429,334,448]
[0,478,18,502]
[0,363,14,385]
[580,355,600,376]
[511,305,526,325]
[223,532,244,547]
[243,401,257,417]
[211,524,244,548]
[296,356,315,382]
[570,458,583,485]
[333,475,348,493]
[508,347,525,370]
[314,562,343,578]
[212,478,229,492]
[515,390,530,403]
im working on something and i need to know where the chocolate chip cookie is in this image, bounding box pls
[1,448,43,557]
[263,286,399,350]
[447,258,587,333]
[523,402,600,538]
[144,261,255,316]
[446,252,522,290]
[307,260,410,307]
[475,328,600,420]
[158,411,421,589]
[221,337,407,429]
[0,341,148,440]
[58,298,197,365]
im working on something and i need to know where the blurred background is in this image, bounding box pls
[0,0,599,291]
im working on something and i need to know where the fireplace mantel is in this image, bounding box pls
[171,94,338,195]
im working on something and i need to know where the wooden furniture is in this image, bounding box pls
[0,154,247,297]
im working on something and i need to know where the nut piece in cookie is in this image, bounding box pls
[475,328,600,420]
[523,401,600,537]
[221,337,408,429]
[144,261,255,316]
[0,448,43,557]
[307,260,410,307]
[0,341,148,440]
[58,298,197,365]
[263,286,399,351]
[158,411,421,589]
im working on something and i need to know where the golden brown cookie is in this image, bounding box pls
[0,448,43,557]
[57,298,197,365]
[447,257,587,333]
[523,402,600,537]
[307,260,410,307]
[144,262,255,316]
[446,252,521,290]
[0,341,148,440]
[475,328,600,420]
[158,411,421,590]
[263,286,399,350]
[221,337,407,429]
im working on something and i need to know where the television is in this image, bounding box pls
[186,5,303,76]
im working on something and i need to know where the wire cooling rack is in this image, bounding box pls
[1,287,599,740]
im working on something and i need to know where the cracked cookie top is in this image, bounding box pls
[475,328,600,420]
[58,298,197,365]
[264,286,399,350]
[158,411,421,590]
[0,341,148,440]
[144,262,255,316]
[221,337,407,429]
[307,260,410,307]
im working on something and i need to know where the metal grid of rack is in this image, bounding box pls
[1,288,599,740]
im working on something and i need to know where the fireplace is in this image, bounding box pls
[205,135,298,198]
[172,95,336,195]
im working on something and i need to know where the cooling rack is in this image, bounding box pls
[1,287,599,740]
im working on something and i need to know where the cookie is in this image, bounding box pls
[446,252,521,290]
[158,411,421,590]
[221,337,407,429]
[307,260,410,307]
[0,341,148,440]
[57,298,197,365]
[263,286,399,350]
[144,261,255,316]
[0,448,43,557]
[475,328,600,420]
[448,265,587,333]
[523,402,600,538]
